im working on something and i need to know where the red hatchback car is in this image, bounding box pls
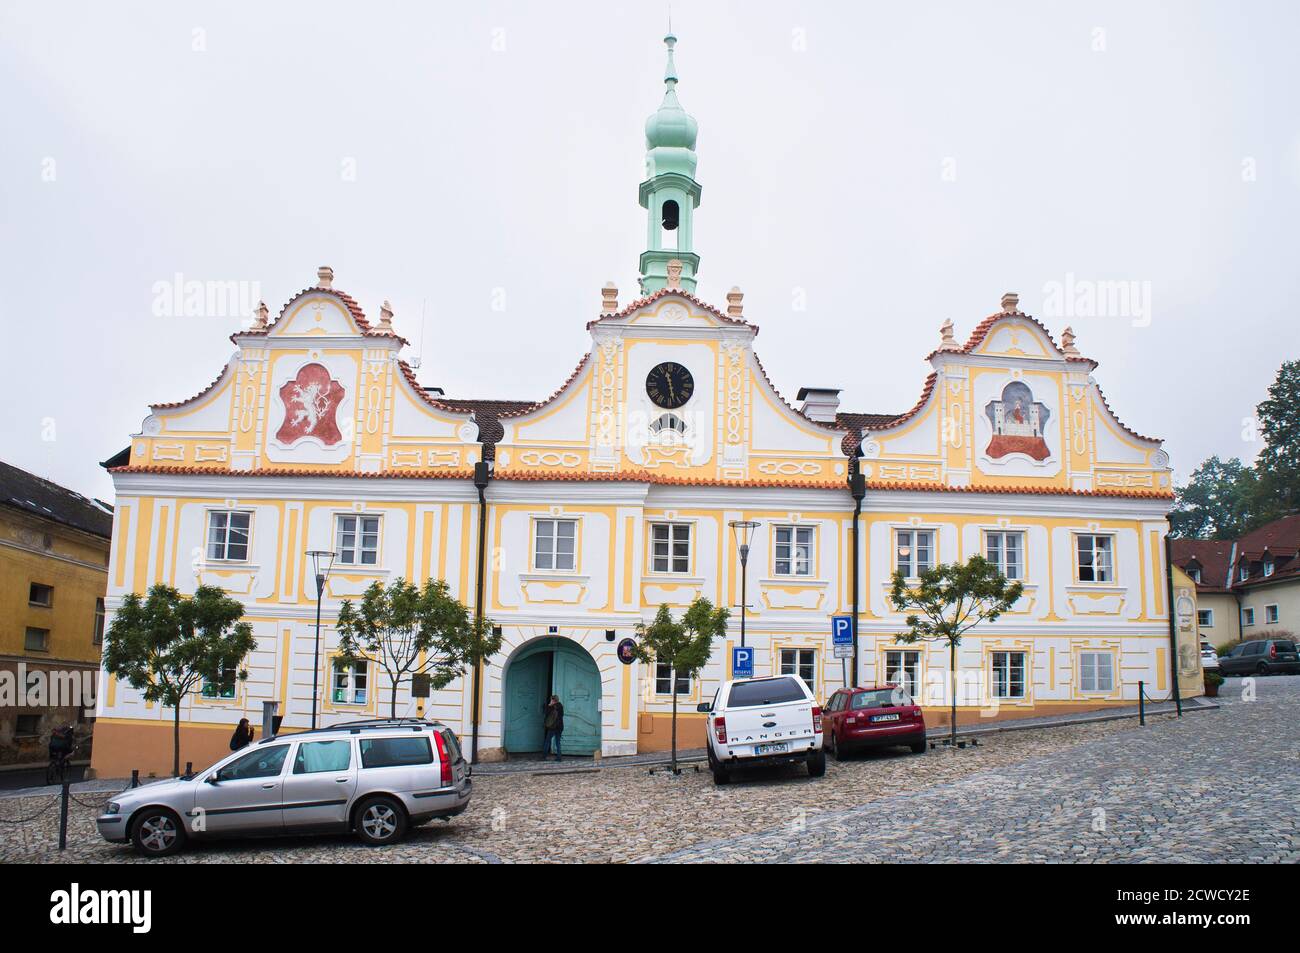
[823,685,927,759]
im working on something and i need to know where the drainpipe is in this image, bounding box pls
[471,460,491,762]
[1163,526,1183,716]
[848,456,866,688]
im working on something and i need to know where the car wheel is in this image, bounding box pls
[833,735,851,762]
[712,764,730,785]
[807,750,827,778]
[355,796,409,846]
[131,807,187,857]
[1256,662,1269,676]
[910,741,927,755]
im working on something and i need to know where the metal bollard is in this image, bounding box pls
[1138,680,1145,726]
[184,761,193,779]
[131,769,140,788]
[58,780,70,851]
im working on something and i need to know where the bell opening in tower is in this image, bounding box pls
[661,199,680,250]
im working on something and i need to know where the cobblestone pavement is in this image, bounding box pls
[1,680,1290,863]
[648,675,1300,863]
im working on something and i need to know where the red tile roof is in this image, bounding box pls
[586,287,756,331]
[1171,538,1235,592]
[236,286,409,346]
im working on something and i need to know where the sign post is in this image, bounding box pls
[831,615,855,687]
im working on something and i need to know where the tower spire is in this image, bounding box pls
[638,31,701,295]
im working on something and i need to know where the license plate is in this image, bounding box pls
[754,742,789,755]
[870,713,900,723]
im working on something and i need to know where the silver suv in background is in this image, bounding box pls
[97,719,471,857]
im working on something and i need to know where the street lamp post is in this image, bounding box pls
[306,548,337,730]
[728,520,760,648]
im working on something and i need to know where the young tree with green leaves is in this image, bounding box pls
[103,584,255,777]
[889,555,1024,748]
[335,577,501,720]
[633,597,730,774]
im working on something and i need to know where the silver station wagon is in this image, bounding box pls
[97,718,471,857]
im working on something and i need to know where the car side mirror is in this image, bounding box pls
[204,774,220,785]
[696,702,711,713]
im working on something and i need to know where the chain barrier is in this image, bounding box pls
[0,795,61,825]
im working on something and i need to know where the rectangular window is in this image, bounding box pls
[294,739,352,774]
[15,715,41,737]
[1239,564,1250,582]
[884,649,922,699]
[984,531,1024,580]
[24,627,49,652]
[1079,651,1114,692]
[651,523,691,574]
[359,736,432,769]
[1076,535,1114,583]
[1197,608,1214,627]
[93,598,105,645]
[336,514,380,566]
[201,661,238,699]
[774,526,814,576]
[779,647,817,694]
[1265,604,1280,624]
[896,530,934,577]
[655,660,690,696]
[992,651,1027,699]
[28,583,53,607]
[206,511,251,562]
[1263,561,1275,578]
[1243,607,1255,626]
[534,518,577,571]
[332,660,369,705]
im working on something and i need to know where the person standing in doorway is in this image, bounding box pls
[542,695,564,762]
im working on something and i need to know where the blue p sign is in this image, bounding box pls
[831,615,854,645]
[732,646,754,679]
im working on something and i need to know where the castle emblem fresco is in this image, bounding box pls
[984,380,1051,462]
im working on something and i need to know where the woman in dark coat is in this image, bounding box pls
[229,718,254,751]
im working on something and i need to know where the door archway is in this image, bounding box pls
[502,638,602,755]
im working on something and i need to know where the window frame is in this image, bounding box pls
[533,517,579,573]
[1196,608,1214,628]
[654,659,690,697]
[779,647,817,694]
[984,530,1025,581]
[28,583,53,608]
[1075,533,1115,584]
[335,513,381,567]
[206,510,253,563]
[24,627,50,652]
[93,597,105,645]
[1265,603,1280,624]
[895,528,935,579]
[1078,650,1115,693]
[1243,607,1256,626]
[773,525,815,577]
[991,650,1027,699]
[332,659,369,706]
[649,522,692,575]
[884,649,922,699]
[201,660,238,699]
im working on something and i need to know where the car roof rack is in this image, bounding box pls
[256,717,446,743]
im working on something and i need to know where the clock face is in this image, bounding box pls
[646,362,694,409]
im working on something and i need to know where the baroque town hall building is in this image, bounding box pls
[92,35,1183,773]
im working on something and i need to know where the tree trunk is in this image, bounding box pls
[173,705,182,778]
[390,677,399,719]
[670,668,679,774]
[949,640,958,748]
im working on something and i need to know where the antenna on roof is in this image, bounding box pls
[411,298,429,370]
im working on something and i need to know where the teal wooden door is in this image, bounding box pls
[502,651,548,752]
[503,641,602,755]
[552,644,601,755]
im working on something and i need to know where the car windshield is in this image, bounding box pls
[727,677,806,707]
[852,689,912,709]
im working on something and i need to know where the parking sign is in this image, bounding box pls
[732,645,754,679]
[831,615,855,659]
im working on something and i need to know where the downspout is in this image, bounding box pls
[1163,526,1183,716]
[472,459,491,763]
[848,455,866,688]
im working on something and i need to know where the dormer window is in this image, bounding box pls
[650,413,687,437]
[1240,564,1250,582]
[1188,567,1201,583]
[1263,559,1275,578]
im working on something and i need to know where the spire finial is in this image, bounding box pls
[663,32,678,89]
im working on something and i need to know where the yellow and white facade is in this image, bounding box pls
[90,268,1185,774]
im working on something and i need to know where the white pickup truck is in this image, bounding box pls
[698,675,825,785]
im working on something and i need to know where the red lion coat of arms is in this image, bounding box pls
[275,363,345,446]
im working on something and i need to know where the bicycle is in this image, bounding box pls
[45,739,79,787]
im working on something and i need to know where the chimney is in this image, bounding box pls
[317,265,334,290]
[796,386,841,424]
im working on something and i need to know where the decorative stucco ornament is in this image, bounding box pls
[665,259,683,289]
[1061,326,1080,357]
[601,282,618,313]
[378,300,395,332]
[938,318,960,351]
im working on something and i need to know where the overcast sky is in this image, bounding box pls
[4,0,1298,502]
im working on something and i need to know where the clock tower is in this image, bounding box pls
[638,33,702,295]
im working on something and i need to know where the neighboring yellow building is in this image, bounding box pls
[0,461,112,764]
